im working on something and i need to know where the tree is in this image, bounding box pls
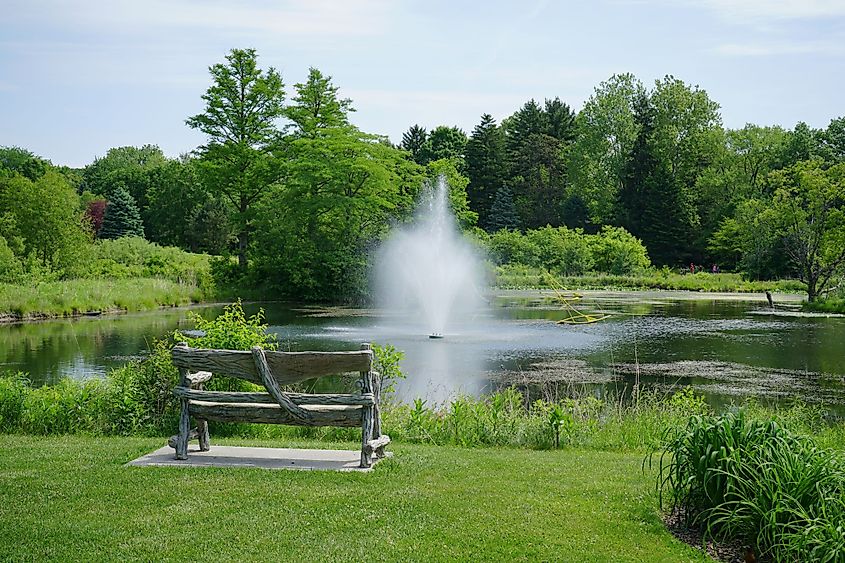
[818,116,845,165]
[568,74,644,224]
[769,161,845,302]
[0,170,91,274]
[252,69,424,300]
[465,114,506,229]
[85,199,107,236]
[100,185,144,239]
[487,185,521,232]
[0,146,50,181]
[420,126,467,169]
[400,125,428,164]
[504,98,575,229]
[618,77,722,264]
[186,48,286,269]
[83,145,167,209]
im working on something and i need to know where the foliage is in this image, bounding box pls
[372,342,405,398]
[0,170,92,279]
[590,225,651,275]
[89,236,213,290]
[400,124,428,164]
[486,225,650,276]
[84,199,107,236]
[465,114,506,229]
[493,265,805,293]
[0,146,50,180]
[99,185,145,239]
[653,411,845,561]
[0,278,205,318]
[186,48,286,268]
[569,73,645,224]
[769,160,845,302]
[487,185,520,232]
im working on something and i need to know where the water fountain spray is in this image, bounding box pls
[376,176,486,338]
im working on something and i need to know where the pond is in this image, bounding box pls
[2,290,843,410]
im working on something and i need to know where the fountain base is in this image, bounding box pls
[428,333,444,339]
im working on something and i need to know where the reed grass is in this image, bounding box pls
[495,265,806,294]
[0,278,206,320]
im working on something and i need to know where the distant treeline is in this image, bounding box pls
[2,49,844,302]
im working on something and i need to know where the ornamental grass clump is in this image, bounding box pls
[653,411,845,562]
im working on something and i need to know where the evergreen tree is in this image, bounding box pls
[619,95,691,265]
[400,124,428,165]
[100,185,144,239]
[488,185,521,231]
[543,98,576,141]
[465,114,506,230]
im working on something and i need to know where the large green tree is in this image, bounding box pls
[0,170,91,275]
[186,48,286,269]
[769,161,845,302]
[568,74,644,224]
[465,114,506,230]
[253,69,423,300]
[400,124,428,165]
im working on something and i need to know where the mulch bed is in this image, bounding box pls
[663,509,760,563]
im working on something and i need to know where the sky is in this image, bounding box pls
[1,0,844,168]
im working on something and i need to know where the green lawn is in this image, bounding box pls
[0,435,712,562]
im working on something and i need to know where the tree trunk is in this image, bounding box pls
[238,196,249,270]
[807,275,818,303]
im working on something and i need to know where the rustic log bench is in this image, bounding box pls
[168,342,390,468]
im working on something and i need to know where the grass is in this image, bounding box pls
[654,412,845,561]
[495,265,806,294]
[0,278,207,320]
[804,297,845,314]
[0,434,713,562]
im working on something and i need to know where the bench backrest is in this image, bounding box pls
[171,343,373,386]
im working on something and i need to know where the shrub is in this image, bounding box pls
[654,411,845,561]
[526,226,593,276]
[590,225,651,275]
[488,228,539,266]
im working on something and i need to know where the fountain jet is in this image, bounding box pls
[376,176,487,338]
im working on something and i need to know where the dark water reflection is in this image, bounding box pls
[2,291,843,410]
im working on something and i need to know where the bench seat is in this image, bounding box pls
[187,400,363,426]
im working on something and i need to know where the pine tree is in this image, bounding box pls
[488,185,521,231]
[100,185,144,239]
[465,114,506,230]
[400,124,428,165]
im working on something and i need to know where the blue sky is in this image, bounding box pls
[1,0,843,167]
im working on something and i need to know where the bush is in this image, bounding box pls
[590,225,651,275]
[654,411,845,561]
[90,237,213,293]
[526,226,593,276]
[488,229,539,266]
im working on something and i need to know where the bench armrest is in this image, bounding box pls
[186,371,212,388]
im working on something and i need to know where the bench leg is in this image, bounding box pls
[360,405,374,468]
[197,419,210,451]
[373,378,386,458]
[176,398,190,460]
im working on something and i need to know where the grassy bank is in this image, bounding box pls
[0,278,208,321]
[495,265,806,294]
[804,297,845,314]
[0,435,710,562]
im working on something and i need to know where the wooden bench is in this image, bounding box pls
[168,342,390,468]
